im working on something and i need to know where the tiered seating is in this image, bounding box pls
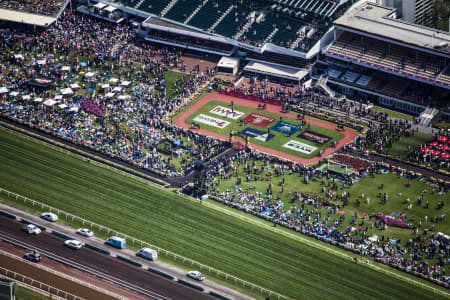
[137,0,171,15]
[355,75,371,86]
[341,71,359,83]
[187,0,230,30]
[270,15,304,48]
[164,0,202,23]
[381,78,404,95]
[366,77,382,90]
[240,13,278,46]
[213,5,249,37]
[273,0,337,17]
[328,33,448,83]
[327,69,341,79]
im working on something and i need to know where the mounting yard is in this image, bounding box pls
[174,92,358,165]
[0,127,446,300]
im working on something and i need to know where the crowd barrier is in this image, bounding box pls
[177,279,204,291]
[51,230,76,241]
[85,243,111,255]
[0,210,16,219]
[209,291,232,300]
[116,255,142,268]
[218,90,282,106]
[148,267,175,280]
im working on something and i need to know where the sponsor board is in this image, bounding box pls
[193,114,230,128]
[299,131,330,145]
[271,121,301,135]
[242,113,275,127]
[283,140,317,154]
[210,106,244,119]
[240,128,274,142]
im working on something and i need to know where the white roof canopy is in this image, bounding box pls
[217,56,239,69]
[244,61,308,81]
[94,2,107,9]
[104,6,117,13]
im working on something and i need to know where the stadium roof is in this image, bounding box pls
[244,61,308,80]
[334,2,450,56]
[0,8,56,27]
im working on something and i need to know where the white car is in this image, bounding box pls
[41,212,58,222]
[22,224,42,235]
[136,248,158,261]
[64,240,83,250]
[187,271,205,281]
[76,228,94,237]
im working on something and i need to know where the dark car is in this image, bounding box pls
[24,250,41,262]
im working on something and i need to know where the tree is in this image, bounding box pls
[428,0,450,31]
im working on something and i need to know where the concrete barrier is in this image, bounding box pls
[148,267,175,280]
[51,230,75,241]
[21,218,46,231]
[177,279,204,291]
[85,243,111,255]
[0,210,16,220]
[116,255,142,268]
[209,291,232,300]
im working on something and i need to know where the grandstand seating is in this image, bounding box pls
[380,78,405,95]
[187,0,230,30]
[213,5,248,37]
[273,0,337,17]
[327,32,449,84]
[240,13,278,46]
[137,0,171,16]
[341,71,359,83]
[164,0,202,23]
[355,75,371,86]
[327,69,341,79]
[270,14,304,48]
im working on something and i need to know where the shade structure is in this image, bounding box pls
[429,142,438,147]
[420,148,430,153]
[439,144,449,151]
[441,153,450,159]
[431,150,440,156]
[437,136,448,142]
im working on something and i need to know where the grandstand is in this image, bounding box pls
[320,2,450,116]
[0,0,69,26]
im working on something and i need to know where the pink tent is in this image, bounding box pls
[441,153,450,159]
[432,150,440,156]
[429,142,439,147]
[437,136,448,142]
[439,144,449,151]
[420,148,430,153]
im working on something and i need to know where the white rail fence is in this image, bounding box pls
[0,187,288,300]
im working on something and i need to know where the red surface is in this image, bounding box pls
[174,92,358,165]
[242,113,275,127]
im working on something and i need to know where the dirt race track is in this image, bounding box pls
[0,216,214,300]
[174,92,358,165]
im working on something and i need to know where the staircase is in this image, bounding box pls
[161,0,179,17]
[184,0,208,24]
[290,26,306,49]
[317,75,336,98]
[265,27,278,44]
[234,11,257,40]
[135,0,145,9]
[209,4,234,32]
[419,106,438,126]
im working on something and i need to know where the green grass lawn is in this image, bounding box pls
[368,131,432,160]
[165,70,193,97]
[185,101,345,159]
[370,106,415,121]
[0,128,446,299]
[15,286,50,300]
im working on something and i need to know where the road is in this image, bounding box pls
[0,216,214,300]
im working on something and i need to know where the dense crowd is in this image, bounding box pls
[0,0,65,16]
[0,12,218,176]
[204,148,450,284]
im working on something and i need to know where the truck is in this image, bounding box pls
[105,236,126,249]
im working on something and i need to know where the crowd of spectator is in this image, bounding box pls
[0,12,219,176]
[0,0,65,16]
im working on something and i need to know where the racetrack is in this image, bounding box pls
[0,217,214,300]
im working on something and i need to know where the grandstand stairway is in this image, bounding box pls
[265,28,279,43]
[419,107,438,127]
[209,4,235,32]
[234,11,257,40]
[135,0,145,9]
[161,0,179,17]
[317,75,336,98]
[290,26,306,50]
[184,0,207,24]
